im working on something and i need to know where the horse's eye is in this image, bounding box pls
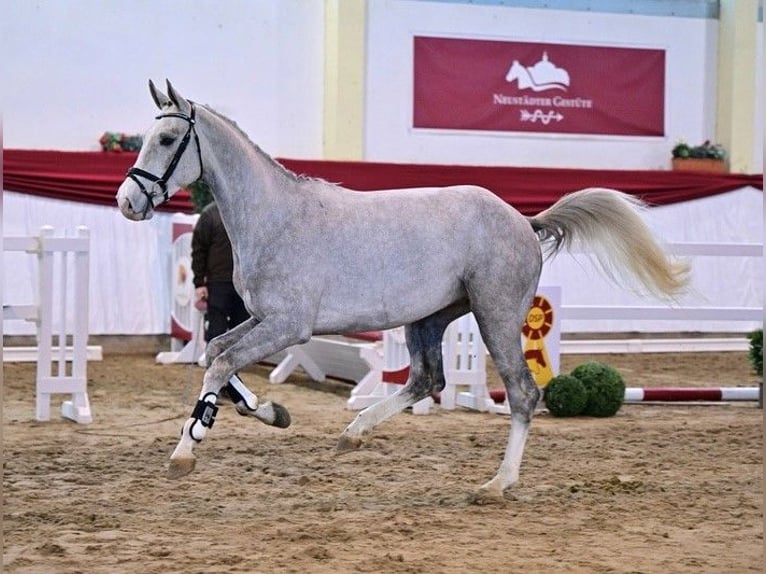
[159,135,176,146]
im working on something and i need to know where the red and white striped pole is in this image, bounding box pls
[624,387,760,402]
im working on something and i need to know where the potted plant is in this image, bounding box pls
[99,132,142,152]
[671,140,726,173]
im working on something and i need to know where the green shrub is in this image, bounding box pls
[748,329,763,377]
[543,374,588,417]
[571,361,625,417]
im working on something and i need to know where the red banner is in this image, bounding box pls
[5,150,760,216]
[414,36,665,136]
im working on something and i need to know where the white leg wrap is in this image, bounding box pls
[187,392,219,442]
[228,374,259,410]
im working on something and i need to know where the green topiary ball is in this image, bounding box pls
[571,361,625,417]
[543,374,588,417]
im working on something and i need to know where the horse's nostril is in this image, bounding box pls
[126,198,134,212]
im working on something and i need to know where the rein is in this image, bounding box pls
[126,103,203,216]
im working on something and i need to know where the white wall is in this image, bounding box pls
[3,1,760,171]
[1,0,325,159]
[365,0,722,169]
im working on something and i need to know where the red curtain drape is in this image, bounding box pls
[3,149,761,215]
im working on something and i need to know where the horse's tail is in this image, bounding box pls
[527,187,690,298]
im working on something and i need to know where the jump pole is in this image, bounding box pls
[485,387,761,404]
[623,387,760,402]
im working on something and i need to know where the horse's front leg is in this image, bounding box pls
[168,317,309,479]
[167,368,228,479]
[198,317,287,423]
[203,317,258,366]
[225,372,291,427]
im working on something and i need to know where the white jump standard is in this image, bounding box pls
[3,226,96,423]
[116,80,688,502]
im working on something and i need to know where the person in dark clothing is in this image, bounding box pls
[191,202,249,345]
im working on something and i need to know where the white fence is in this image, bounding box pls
[3,226,100,423]
[557,241,763,353]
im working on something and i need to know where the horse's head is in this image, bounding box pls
[505,60,522,82]
[116,80,203,220]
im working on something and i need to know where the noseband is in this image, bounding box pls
[126,103,203,217]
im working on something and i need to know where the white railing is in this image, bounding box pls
[558,241,762,353]
[3,226,100,423]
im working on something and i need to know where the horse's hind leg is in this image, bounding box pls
[337,306,465,451]
[472,308,541,502]
[337,326,434,451]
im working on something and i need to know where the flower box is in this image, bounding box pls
[671,157,726,173]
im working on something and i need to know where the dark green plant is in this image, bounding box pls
[672,140,725,160]
[543,374,588,417]
[571,361,625,417]
[187,180,213,213]
[747,328,763,377]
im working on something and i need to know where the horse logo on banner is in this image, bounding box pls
[505,52,570,92]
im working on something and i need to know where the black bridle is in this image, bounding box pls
[126,102,203,217]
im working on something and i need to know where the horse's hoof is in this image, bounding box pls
[167,457,196,479]
[270,402,291,428]
[467,487,507,506]
[335,434,362,454]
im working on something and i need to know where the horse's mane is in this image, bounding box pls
[199,103,326,185]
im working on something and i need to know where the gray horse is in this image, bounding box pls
[116,80,688,502]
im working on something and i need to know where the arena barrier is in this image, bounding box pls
[556,241,762,353]
[3,226,99,423]
[269,335,373,383]
[438,314,496,412]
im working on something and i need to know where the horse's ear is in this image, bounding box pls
[149,79,171,109]
[165,80,191,113]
